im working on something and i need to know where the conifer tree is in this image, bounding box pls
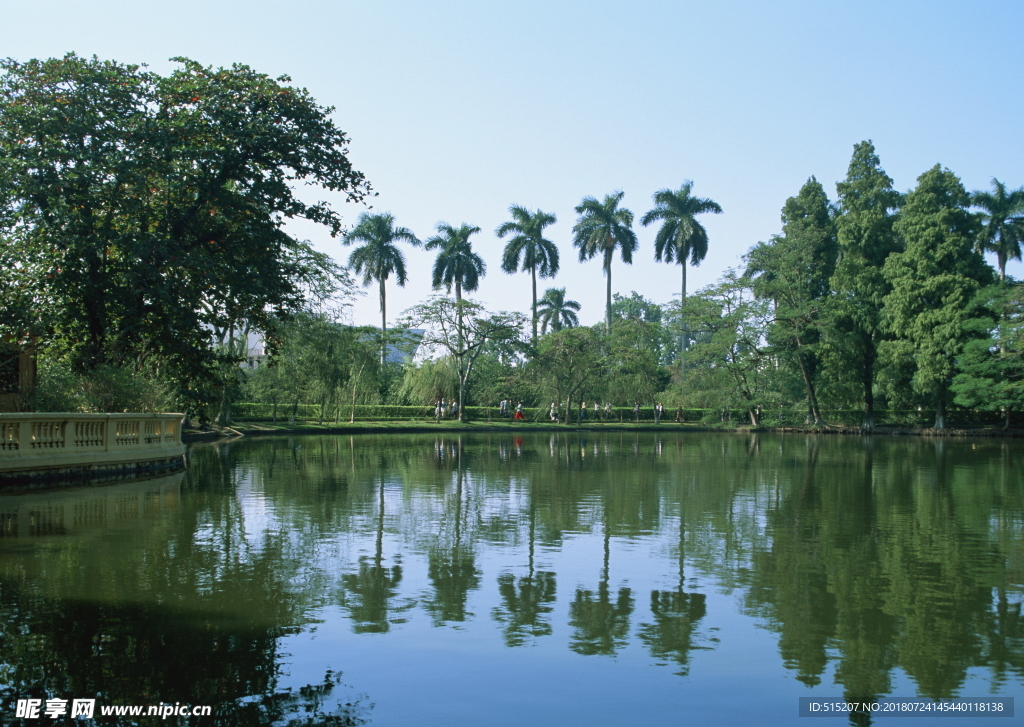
[883,165,992,430]
[746,177,837,425]
[828,141,902,430]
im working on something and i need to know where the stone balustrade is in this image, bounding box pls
[0,413,185,483]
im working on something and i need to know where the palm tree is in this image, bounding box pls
[572,191,637,332]
[425,222,486,305]
[640,182,722,355]
[536,287,581,333]
[972,178,1024,282]
[496,205,559,345]
[343,212,420,364]
[425,222,486,351]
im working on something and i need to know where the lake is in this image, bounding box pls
[1,432,1021,726]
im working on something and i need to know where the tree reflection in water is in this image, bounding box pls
[0,432,1020,724]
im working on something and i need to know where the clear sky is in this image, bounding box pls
[5,0,1023,327]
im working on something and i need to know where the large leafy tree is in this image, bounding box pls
[404,297,525,421]
[828,141,902,430]
[640,182,722,356]
[746,177,837,424]
[343,212,420,364]
[681,272,776,427]
[882,165,993,430]
[0,54,369,391]
[534,326,607,424]
[572,192,638,332]
[496,205,559,346]
[536,288,580,334]
[972,179,1024,282]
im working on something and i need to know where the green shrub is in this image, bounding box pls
[32,356,176,413]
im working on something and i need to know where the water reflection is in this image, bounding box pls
[0,433,1021,725]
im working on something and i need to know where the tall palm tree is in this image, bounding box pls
[425,222,486,304]
[425,222,486,351]
[972,178,1024,282]
[536,287,581,333]
[572,191,637,332]
[496,205,559,345]
[641,182,722,355]
[343,212,420,364]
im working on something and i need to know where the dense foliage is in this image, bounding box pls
[0,54,369,411]
[3,58,1021,429]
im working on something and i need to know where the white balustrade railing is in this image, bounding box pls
[0,413,185,475]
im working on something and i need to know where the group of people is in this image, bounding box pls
[441,398,680,423]
[498,398,526,420]
[433,398,459,421]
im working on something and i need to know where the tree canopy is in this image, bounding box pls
[0,54,369,392]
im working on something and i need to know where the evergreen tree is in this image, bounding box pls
[883,165,993,430]
[829,141,903,430]
[746,177,837,424]
[950,284,1024,428]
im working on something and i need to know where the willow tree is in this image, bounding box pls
[497,205,559,346]
[572,192,637,332]
[343,212,420,364]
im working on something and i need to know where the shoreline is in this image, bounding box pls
[182,420,1024,442]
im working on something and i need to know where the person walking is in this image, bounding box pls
[594,401,600,422]
[675,406,683,423]
[633,402,640,423]
[654,402,663,424]
[514,402,525,420]
[499,398,507,418]
[549,402,558,422]
[434,399,441,423]
[604,402,611,421]
[580,401,588,422]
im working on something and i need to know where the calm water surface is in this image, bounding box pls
[1,433,1022,726]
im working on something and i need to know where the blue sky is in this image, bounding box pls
[5,0,1023,326]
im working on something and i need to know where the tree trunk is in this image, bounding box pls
[934,390,946,431]
[380,278,387,366]
[605,257,613,333]
[458,375,466,423]
[680,262,688,354]
[531,266,538,346]
[861,338,876,431]
[456,280,464,353]
[794,347,822,425]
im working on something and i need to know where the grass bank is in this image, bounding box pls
[181,419,1024,442]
